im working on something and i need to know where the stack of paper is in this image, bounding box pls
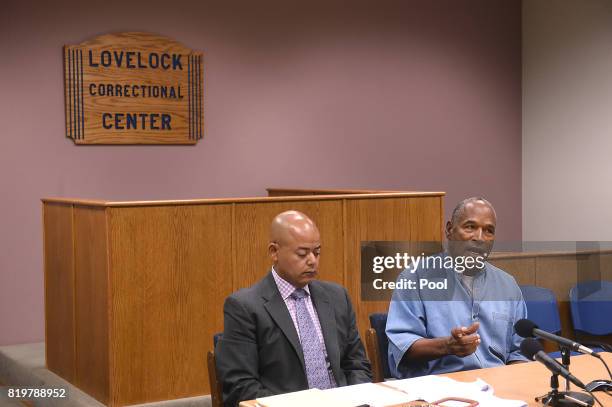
[383,375,527,407]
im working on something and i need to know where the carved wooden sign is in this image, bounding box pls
[64,32,203,144]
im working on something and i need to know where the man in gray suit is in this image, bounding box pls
[216,210,371,406]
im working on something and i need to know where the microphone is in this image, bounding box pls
[520,338,586,389]
[514,319,598,356]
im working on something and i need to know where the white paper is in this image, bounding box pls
[383,375,527,407]
[325,382,416,407]
[256,388,355,407]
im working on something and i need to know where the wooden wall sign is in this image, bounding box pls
[64,32,203,144]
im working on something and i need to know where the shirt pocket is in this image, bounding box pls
[490,311,513,360]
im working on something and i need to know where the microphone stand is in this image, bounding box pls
[536,372,594,407]
[561,346,571,392]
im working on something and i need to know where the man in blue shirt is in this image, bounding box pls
[386,197,527,378]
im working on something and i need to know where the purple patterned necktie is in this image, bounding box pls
[290,288,333,390]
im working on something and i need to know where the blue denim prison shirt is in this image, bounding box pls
[386,255,528,378]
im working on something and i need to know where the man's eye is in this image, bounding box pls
[297,253,307,257]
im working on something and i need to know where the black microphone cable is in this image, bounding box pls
[585,389,604,407]
[598,357,612,380]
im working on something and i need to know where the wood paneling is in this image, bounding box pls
[601,253,612,281]
[488,257,536,286]
[43,203,76,382]
[44,192,445,406]
[74,206,109,404]
[345,197,444,339]
[536,255,578,301]
[266,188,398,196]
[42,192,445,208]
[108,204,233,406]
[534,256,578,339]
[233,201,344,289]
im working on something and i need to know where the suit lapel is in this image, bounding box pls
[261,273,305,370]
[310,282,341,383]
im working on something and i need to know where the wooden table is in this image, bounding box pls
[240,353,612,406]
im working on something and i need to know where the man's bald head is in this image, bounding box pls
[270,210,319,246]
[268,210,321,288]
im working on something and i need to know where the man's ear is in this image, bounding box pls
[268,242,279,262]
[445,221,453,240]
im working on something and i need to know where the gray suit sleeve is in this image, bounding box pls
[216,296,273,407]
[340,287,373,384]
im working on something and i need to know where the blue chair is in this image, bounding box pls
[569,281,612,352]
[520,285,562,335]
[366,313,390,382]
[213,332,223,347]
[519,285,573,357]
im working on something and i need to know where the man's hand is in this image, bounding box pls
[446,322,480,357]
[405,322,481,362]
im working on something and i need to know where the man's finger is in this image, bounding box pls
[457,333,480,345]
[451,326,465,338]
[463,322,480,335]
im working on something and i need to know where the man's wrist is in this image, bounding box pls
[442,336,453,357]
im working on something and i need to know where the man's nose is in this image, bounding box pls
[472,228,484,241]
[306,252,316,264]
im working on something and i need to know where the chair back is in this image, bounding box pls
[570,281,612,336]
[208,333,223,407]
[519,285,562,335]
[368,313,391,380]
[213,332,223,347]
[364,328,383,382]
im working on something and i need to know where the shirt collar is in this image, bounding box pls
[271,267,311,300]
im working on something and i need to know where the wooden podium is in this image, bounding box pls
[42,191,444,406]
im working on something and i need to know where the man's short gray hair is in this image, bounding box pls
[450,197,496,225]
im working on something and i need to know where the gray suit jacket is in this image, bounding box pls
[216,272,371,406]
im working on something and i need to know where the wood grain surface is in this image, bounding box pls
[240,354,612,407]
[345,196,444,340]
[73,206,110,404]
[43,203,76,382]
[107,204,233,405]
[233,200,345,289]
[42,191,446,207]
[43,193,444,405]
[266,187,399,196]
[64,32,203,144]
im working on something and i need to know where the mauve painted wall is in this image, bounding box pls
[0,0,521,345]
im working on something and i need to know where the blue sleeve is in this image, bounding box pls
[385,277,428,377]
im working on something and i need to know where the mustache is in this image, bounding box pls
[449,241,492,255]
[465,245,488,254]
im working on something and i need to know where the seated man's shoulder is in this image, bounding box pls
[311,281,354,312]
[312,279,348,296]
[225,279,269,309]
[485,262,523,294]
[314,278,344,289]
[487,262,518,282]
